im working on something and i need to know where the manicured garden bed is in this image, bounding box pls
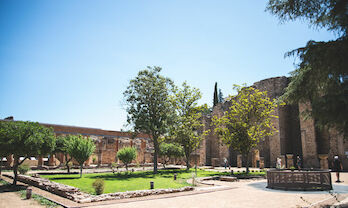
[40,169,238,194]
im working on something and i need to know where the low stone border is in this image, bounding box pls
[3,174,193,203]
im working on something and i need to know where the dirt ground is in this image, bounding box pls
[0,182,44,208]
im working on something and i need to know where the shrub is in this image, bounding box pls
[18,164,30,175]
[159,143,184,168]
[116,147,137,171]
[92,179,105,195]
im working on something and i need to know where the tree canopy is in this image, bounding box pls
[55,135,74,173]
[266,0,348,137]
[69,135,95,177]
[0,121,56,184]
[123,66,175,173]
[159,143,184,168]
[169,82,209,169]
[213,85,279,173]
[116,147,137,171]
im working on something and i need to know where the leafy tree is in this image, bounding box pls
[170,82,210,170]
[55,135,73,173]
[0,121,56,185]
[266,0,348,137]
[159,143,184,168]
[212,85,279,174]
[213,82,218,106]
[69,135,95,178]
[123,66,175,173]
[116,147,137,171]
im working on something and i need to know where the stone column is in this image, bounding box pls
[259,157,265,169]
[299,102,320,168]
[286,154,294,168]
[37,156,43,167]
[48,155,56,166]
[318,154,329,169]
[252,149,260,168]
[237,155,242,168]
[6,155,13,167]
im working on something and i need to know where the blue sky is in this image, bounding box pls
[0,1,336,131]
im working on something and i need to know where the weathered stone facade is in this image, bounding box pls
[201,76,348,170]
[44,123,154,166]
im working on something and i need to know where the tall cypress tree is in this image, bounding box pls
[213,82,218,106]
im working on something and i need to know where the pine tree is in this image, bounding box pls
[218,89,224,103]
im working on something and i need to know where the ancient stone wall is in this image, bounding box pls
[298,102,320,168]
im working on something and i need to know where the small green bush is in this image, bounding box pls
[92,179,105,195]
[18,164,30,175]
[116,147,137,171]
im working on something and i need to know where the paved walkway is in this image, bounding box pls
[2,169,348,208]
[89,173,348,208]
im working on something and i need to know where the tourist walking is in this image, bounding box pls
[332,155,343,182]
[223,157,228,169]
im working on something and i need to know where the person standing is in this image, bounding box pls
[296,155,302,170]
[223,157,228,169]
[332,155,343,183]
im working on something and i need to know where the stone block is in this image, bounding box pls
[286,154,294,168]
[219,176,237,182]
[237,155,242,168]
[318,154,329,170]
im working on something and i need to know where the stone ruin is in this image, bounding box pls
[200,76,348,170]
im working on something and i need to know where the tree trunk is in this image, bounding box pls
[13,156,19,185]
[0,157,2,176]
[245,152,250,174]
[65,154,71,173]
[80,164,83,178]
[153,137,158,174]
[125,163,128,171]
[185,152,191,170]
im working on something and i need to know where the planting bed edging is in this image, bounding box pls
[3,174,193,203]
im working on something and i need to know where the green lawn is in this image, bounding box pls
[40,169,223,194]
[41,169,265,194]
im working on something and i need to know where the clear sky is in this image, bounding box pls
[0,0,337,131]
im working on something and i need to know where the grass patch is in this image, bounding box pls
[0,179,59,208]
[18,190,60,208]
[233,171,266,176]
[41,169,228,194]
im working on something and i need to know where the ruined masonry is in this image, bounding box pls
[199,76,348,170]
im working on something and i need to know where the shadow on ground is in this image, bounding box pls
[0,184,26,193]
